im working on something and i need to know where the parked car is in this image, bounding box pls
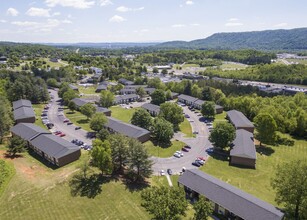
[197,156,206,161]
[184,145,192,149]
[206,147,214,153]
[59,133,66,137]
[175,151,184,157]
[195,159,204,165]
[189,119,194,122]
[67,122,73,125]
[63,119,69,123]
[185,114,190,118]
[75,126,81,130]
[160,170,165,176]
[173,152,181,158]
[167,169,173,175]
[193,131,199,134]
[192,161,201,167]
[54,131,62,135]
[182,147,189,152]
[83,145,92,151]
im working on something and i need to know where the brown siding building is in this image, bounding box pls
[12,99,36,124]
[227,110,254,133]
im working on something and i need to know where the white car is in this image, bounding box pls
[195,159,204,165]
[174,152,181,158]
[160,170,165,176]
[175,151,184,157]
[189,119,194,122]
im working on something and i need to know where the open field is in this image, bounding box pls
[109,106,139,123]
[220,62,248,70]
[64,109,93,132]
[213,111,227,127]
[179,118,193,137]
[33,104,46,129]
[201,135,307,206]
[78,85,97,95]
[286,58,307,65]
[144,140,186,158]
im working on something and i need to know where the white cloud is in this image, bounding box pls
[274,22,288,27]
[225,22,243,27]
[62,19,72,24]
[45,0,95,9]
[186,0,194,5]
[116,6,144,12]
[109,15,126,23]
[0,20,7,23]
[11,19,62,32]
[100,0,113,6]
[7,8,19,16]
[26,7,51,17]
[229,18,239,22]
[52,12,61,16]
[12,21,39,27]
[190,23,200,26]
[172,24,186,28]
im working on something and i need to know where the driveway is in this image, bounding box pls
[48,89,93,145]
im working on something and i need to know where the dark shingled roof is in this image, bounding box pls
[11,123,50,141]
[230,129,256,159]
[178,94,199,103]
[30,134,80,159]
[95,84,108,92]
[227,110,254,129]
[194,99,205,106]
[71,98,92,108]
[13,106,35,121]
[69,84,79,90]
[142,103,160,114]
[215,104,223,110]
[95,106,111,114]
[120,88,136,93]
[106,117,150,139]
[12,99,32,110]
[118,78,134,85]
[115,94,139,102]
[178,169,284,220]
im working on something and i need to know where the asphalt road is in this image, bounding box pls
[48,89,93,145]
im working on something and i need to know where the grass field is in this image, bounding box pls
[213,111,227,127]
[78,85,97,95]
[32,104,46,129]
[286,58,307,65]
[144,140,186,158]
[109,106,139,123]
[220,62,248,70]
[179,118,193,137]
[201,135,307,206]
[64,109,93,132]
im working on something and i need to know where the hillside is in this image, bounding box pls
[158,28,307,50]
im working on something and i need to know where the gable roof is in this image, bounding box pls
[194,99,205,106]
[12,99,32,110]
[227,110,254,129]
[178,94,198,102]
[69,84,79,90]
[13,106,35,120]
[71,98,92,108]
[106,117,150,139]
[178,169,284,220]
[96,84,108,91]
[115,94,139,102]
[11,123,50,141]
[30,134,80,159]
[95,106,111,114]
[142,103,160,114]
[230,129,256,159]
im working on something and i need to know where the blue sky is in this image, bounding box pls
[0,0,306,43]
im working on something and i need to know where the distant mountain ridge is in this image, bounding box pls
[157,28,307,50]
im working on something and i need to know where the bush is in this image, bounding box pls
[276,135,295,146]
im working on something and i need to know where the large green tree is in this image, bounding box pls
[201,101,216,119]
[7,136,27,157]
[131,108,152,130]
[151,89,166,106]
[141,186,188,220]
[271,160,307,220]
[136,87,146,100]
[63,89,78,105]
[67,100,77,112]
[80,103,96,119]
[127,138,153,182]
[100,90,115,108]
[254,113,277,145]
[159,102,184,131]
[193,196,213,220]
[108,134,129,173]
[91,139,113,175]
[90,112,108,132]
[151,117,174,144]
[0,97,13,143]
[209,122,235,149]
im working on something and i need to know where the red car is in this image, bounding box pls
[197,156,206,161]
[54,131,62,135]
[59,133,66,137]
[63,119,69,123]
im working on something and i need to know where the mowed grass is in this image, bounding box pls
[64,109,93,132]
[0,150,150,220]
[213,111,227,127]
[200,136,307,206]
[78,85,97,95]
[220,62,248,70]
[179,118,193,137]
[144,140,186,158]
[109,106,139,123]
[32,104,46,129]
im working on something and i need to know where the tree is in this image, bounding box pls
[191,84,202,99]
[90,113,108,132]
[131,109,152,130]
[193,196,213,220]
[62,89,78,105]
[151,117,174,144]
[80,103,96,119]
[209,122,235,149]
[96,128,110,141]
[161,69,168,75]
[159,102,184,131]
[108,134,129,172]
[201,101,216,118]
[46,78,58,88]
[254,113,277,145]
[136,87,146,100]
[202,87,213,101]
[100,90,115,108]
[151,89,166,105]
[91,139,113,175]
[58,82,70,98]
[141,186,188,220]
[7,136,26,156]
[165,89,172,100]
[271,160,307,220]
[68,100,77,112]
[183,80,192,95]
[152,67,159,73]
[127,138,153,181]
[0,97,13,143]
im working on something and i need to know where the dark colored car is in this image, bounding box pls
[167,169,173,175]
[184,145,192,149]
[75,126,81,130]
[67,122,73,125]
[192,161,201,167]
[182,147,189,152]
[205,147,214,153]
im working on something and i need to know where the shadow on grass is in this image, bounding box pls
[66,111,75,114]
[256,145,275,156]
[27,149,58,170]
[69,173,118,198]
[122,172,150,192]
[150,139,172,148]
[77,119,90,124]
[208,149,229,162]
[3,153,24,159]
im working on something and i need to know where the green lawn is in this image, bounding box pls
[144,140,186,158]
[220,62,247,70]
[64,109,93,132]
[109,106,139,123]
[179,118,193,137]
[78,85,97,95]
[200,135,307,207]
[213,111,227,127]
[32,104,46,129]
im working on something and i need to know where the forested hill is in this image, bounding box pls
[157,28,307,50]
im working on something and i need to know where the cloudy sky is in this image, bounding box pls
[0,0,306,43]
